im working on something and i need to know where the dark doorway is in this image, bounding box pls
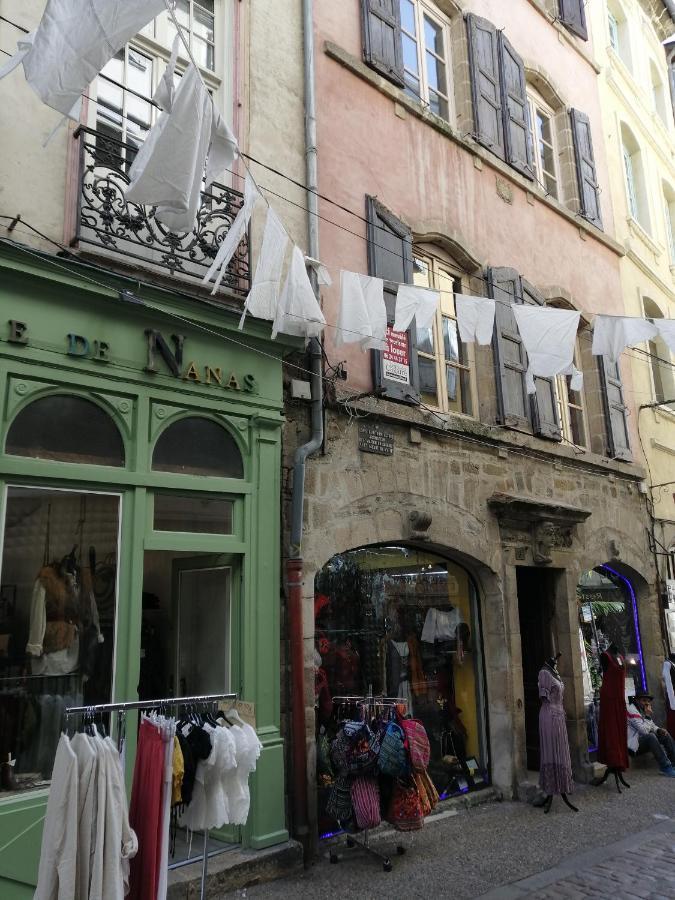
[517,567,558,770]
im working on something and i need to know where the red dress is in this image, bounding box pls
[597,651,629,770]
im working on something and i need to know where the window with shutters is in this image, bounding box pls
[620,123,650,232]
[643,298,675,410]
[527,91,559,199]
[558,0,588,41]
[554,344,588,448]
[606,2,632,71]
[599,356,632,461]
[413,254,475,416]
[400,0,452,120]
[570,109,603,229]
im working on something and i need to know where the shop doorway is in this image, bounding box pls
[517,567,557,771]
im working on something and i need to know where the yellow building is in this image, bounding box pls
[590,0,675,572]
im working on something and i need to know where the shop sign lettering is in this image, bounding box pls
[382,326,410,385]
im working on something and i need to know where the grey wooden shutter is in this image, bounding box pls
[466,14,505,160]
[361,0,404,87]
[488,266,530,429]
[599,356,632,461]
[571,109,603,229]
[368,196,420,403]
[522,281,562,441]
[558,0,588,41]
[498,33,534,180]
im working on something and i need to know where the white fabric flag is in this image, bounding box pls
[591,315,658,363]
[305,256,332,286]
[393,285,440,332]
[336,272,387,350]
[0,0,165,120]
[455,295,496,345]
[655,319,675,354]
[239,206,288,328]
[272,246,326,340]
[513,306,581,394]
[203,173,259,293]
[562,363,584,393]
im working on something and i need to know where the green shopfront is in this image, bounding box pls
[0,244,288,897]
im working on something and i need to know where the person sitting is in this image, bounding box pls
[627,691,675,777]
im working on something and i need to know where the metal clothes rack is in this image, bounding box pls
[66,691,237,900]
[329,691,408,873]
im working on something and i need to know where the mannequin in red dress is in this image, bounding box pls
[594,644,630,793]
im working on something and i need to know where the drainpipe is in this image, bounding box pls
[286,0,322,860]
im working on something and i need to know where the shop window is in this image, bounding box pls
[0,486,119,791]
[6,395,125,467]
[314,545,487,836]
[577,566,645,753]
[152,416,243,477]
[153,492,233,534]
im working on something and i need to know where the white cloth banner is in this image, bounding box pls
[591,315,658,363]
[239,206,288,328]
[336,271,387,350]
[513,306,581,394]
[0,0,165,120]
[655,319,675,355]
[203,173,259,293]
[272,246,326,340]
[455,295,496,345]
[393,285,440,332]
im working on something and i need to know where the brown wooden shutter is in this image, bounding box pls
[368,196,420,403]
[522,280,562,441]
[599,356,632,461]
[571,109,603,229]
[498,33,534,180]
[488,266,530,429]
[558,0,588,41]
[466,14,505,160]
[361,0,404,86]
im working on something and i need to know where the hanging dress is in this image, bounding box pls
[538,665,574,796]
[597,650,629,771]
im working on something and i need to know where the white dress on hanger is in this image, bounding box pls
[222,723,262,826]
[179,725,236,831]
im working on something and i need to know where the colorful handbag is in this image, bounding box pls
[387,778,424,832]
[350,776,381,830]
[326,775,353,824]
[378,722,408,778]
[400,718,430,771]
[413,770,439,816]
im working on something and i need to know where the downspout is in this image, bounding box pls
[286,0,322,860]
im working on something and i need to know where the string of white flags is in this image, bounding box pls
[1,0,674,371]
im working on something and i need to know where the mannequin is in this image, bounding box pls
[662,653,675,740]
[537,653,578,813]
[594,642,630,792]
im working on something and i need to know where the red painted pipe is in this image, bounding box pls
[286,556,309,858]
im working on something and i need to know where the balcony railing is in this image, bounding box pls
[72,125,249,296]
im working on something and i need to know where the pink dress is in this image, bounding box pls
[538,666,574,795]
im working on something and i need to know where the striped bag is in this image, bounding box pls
[350,776,381,830]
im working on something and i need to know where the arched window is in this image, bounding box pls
[650,59,669,128]
[643,298,675,408]
[621,123,650,231]
[607,2,632,71]
[6,395,125,466]
[152,416,244,477]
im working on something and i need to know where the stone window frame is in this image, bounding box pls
[620,121,652,234]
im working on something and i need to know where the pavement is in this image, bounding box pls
[225,768,675,899]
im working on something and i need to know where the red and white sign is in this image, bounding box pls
[382,326,410,385]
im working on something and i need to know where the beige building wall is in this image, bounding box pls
[589,0,675,554]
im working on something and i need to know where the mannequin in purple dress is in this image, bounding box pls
[538,653,578,813]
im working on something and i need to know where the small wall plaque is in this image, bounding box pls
[358,422,394,456]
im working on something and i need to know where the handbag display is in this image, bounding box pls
[377,722,408,778]
[387,778,424,832]
[400,717,430,771]
[351,776,381,830]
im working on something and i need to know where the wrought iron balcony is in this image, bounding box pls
[72,125,249,296]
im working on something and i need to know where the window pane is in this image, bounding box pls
[537,111,552,145]
[401,0,416,34]
[154,493,233,534]
[98,52,124,112]
[442,318,459,363]
[417,324,435,355]
[423,16,444,56]
[175,0,190,27]
[194,5,215,41]
[544,173,558,198]
[419,356,438,401]
[95,115,124,169]
[446,365,458,401]
[425,52,445,93]
[193,36,215,70]
[428,89,448,119]
[152,417,244,477]
[569,405,586,446]
[402,34,419,75]
[6,396,125,467]
[0,487,119,791]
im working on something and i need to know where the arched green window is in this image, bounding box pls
[152,416,243,477]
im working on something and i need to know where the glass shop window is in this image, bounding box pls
[153,492,233,534]
[152,417,243,478]
[0,486,119,792]
[577,566,644,753]
[314,545,487,835]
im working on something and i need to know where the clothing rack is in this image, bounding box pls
[330,690,407,873]
[66,691,237,900]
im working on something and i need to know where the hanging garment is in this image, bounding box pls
[455,295,496,345]
[128,719,166,900]
[512,306,581,394]
[538,665,575,795]
[239,206,288,328]
[203,173,259,293]
[393,284,440,333]
[179,724,236,831]
[221,722,262,826]
[591,315,658,364]
[388,641,414,714]
[0,0,165,121]
[420,607,462,643]
[272,245,326,340]
[561,363,584,393]
[335,271,387,349]
[662,659,675,740]
[597,650,629,770]
[305,256,332,286]
[171,736,184,806]
[126,57,238,233]
[70,732,98,900]
[156,718,176,900]
[655,319,675,354]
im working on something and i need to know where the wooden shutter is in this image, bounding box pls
[488,266,530,429]
[522,281,562,441]
[558,0,588,41]
[361,0,404,86]
[498,33,534,180]
[571,109,603,229]
[368,196,420,403]
[466,14,505,160]
[599,356,632,461]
